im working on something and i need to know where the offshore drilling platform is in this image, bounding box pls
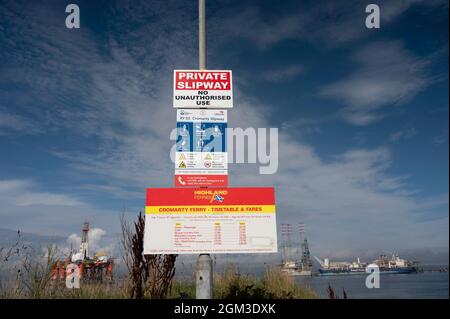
[51,222,114,282]
[279,222,313,276]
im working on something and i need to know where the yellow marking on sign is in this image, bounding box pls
[145,205,276,214]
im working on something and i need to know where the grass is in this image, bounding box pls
[1,262,320,299]
[1,235,320,299]
[169,280,196,299]
[169,265,319,299]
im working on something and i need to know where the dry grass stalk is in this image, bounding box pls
[120,212,177,299]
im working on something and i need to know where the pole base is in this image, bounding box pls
[196,254,213,299]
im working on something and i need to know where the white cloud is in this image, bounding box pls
[0,179,121,237]
[390,127,417,142]
[67,233,81,249]
[0,179,32,192]
[64,228,114,257]
[321,41,433,125]
[211,0,448,48]
[14,192,84,207]
[214,6,306,49]
[88,228,107,250]
[226,97,448,254]
[0,111,39,135]
[0,179,84,207]
[432,129,448,146]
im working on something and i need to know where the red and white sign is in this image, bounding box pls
[175,174,228,187]
[173,70,233,108]
[143,187,277,254]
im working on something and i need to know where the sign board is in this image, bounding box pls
[143,188,277,254]
[173,70,233,108]
[175,109,227,187]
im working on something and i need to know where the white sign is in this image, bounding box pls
[144,188,277,254]
[173,70,233,108]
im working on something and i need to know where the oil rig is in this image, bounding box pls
[279,222,313,276]
[51,222,114,282]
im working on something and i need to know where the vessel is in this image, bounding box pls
[315,254,419,276]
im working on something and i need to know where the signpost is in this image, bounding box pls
[173,70,233,108]
[195,0,212,298]
[175,109,228,187]
[143,188,277,254]
[142,0,276,299]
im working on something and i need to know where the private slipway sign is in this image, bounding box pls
[173,70,233,108]
[143,187,277,254]
[175,109,227,187]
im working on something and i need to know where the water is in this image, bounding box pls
[296,272,449,299]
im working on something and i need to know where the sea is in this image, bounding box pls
[295,271,449,299]
[175,260,449,299]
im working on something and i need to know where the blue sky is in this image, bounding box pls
[0,0,448,263]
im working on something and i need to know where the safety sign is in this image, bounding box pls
[175,109,227,187]
[173,70,233,108]
[143,187,277,254]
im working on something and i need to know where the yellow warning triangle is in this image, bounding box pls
[179,161,186,168]
[179,153,186,160]
[205,153,212,160]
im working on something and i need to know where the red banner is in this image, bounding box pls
[175,71,231,90]
[146,187,275,206]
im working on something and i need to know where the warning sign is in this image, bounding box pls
[143,188,277,254]
[173,70,233,108]
[175,109,227,187]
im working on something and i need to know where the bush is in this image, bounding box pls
[212,264,319,299]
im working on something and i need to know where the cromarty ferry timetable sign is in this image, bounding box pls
[173,70,233,108]
[143,188,277,254]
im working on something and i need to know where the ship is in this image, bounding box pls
[314,256,367,275]
[314,254,419,276]
[372,254,419,274]
[279,223,313,276]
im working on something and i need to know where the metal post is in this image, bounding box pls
[195,0,213,299]
[199,0,206,70]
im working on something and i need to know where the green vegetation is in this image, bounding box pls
[0,246,319,299]
[1,217,319,299]
[0,268,320,299]
[170,265,319,299]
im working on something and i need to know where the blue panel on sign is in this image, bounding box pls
[193,122,227,152]
[176,122,193,152]
[176,121,226,153]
